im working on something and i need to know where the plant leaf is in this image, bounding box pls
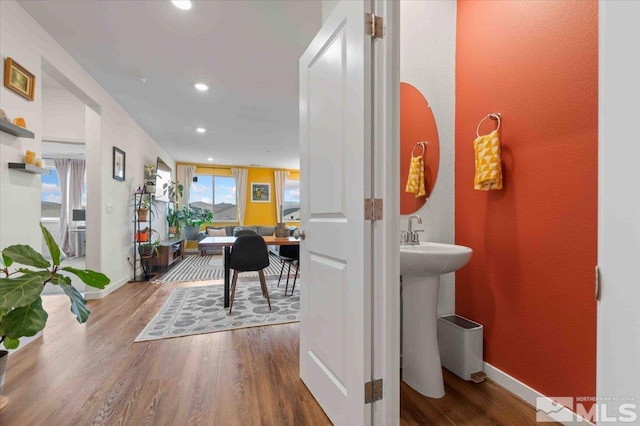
[3,337,19,349]
[1,253,13,268]
[60,267,110,289]
[59,282,90,323]
[49,274,72,286]
[40,222,62,266]
[18,269,53,279]
[0,274,45,310]
[2,245,50,269]
[2,298,48,339]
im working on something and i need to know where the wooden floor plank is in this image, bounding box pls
[0,279,547,425]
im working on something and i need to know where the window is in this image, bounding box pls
[283,179,300,221]
[189,174,237,221]
[41,168,62,218]
[41,164,87,220]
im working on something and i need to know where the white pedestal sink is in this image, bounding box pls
[401,242,472,398]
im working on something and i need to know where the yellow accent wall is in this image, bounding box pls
[244,167,277,225]
[177,163,298,227]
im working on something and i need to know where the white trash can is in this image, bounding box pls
[438,314,484,381]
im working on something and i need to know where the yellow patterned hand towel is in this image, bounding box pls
[405,155,426,197]
[474,129,503,191]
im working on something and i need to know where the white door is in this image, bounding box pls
[299,1,373,424]
[597,1,640,421]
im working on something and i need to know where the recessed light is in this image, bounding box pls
[196,127,206,133]
[194,83,209,91]
[207,157,214,162]
[171,0,192,10]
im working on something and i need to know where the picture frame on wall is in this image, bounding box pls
[251,182,271,203]
[3,57,36,101]
[113,147,125,181]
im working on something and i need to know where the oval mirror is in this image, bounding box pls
[400,82,440,215]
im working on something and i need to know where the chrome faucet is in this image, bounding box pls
[401,215,424,245]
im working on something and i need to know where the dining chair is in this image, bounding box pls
[276,245,299,296]
[228,234,272,314]
[235,229,258,237]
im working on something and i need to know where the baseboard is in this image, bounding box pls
[84,275,130,300]
[483,362,595,425]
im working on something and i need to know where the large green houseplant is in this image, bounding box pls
[179,205,214,240]
[0,224,110,401]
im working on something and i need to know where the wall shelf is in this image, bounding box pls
[0,119,35,138]
[8,163,50,174]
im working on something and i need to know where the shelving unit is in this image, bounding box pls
[130,191,153,282]
[0,119,35,138]
[8,162,50,174]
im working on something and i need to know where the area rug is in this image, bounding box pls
[151,253,285,283]
[135,277,300,342]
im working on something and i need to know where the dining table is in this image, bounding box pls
[197,235,301,308]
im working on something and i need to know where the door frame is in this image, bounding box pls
[597,0,640,419]
[371,0,400,424]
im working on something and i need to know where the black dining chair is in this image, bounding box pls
[228,234,272,314]
[276,245,299,296]
[235,229,258,237]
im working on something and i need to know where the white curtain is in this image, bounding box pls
[274,170,289,223]
[69,160,86,256]
[177,164,196,207]
[231,168,248,225]
[54,159,72,256]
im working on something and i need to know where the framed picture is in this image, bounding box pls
[113,147,125,181]
[4,58,35,101]
[251,182,271,203]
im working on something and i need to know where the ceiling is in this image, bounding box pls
[19,0,322,170]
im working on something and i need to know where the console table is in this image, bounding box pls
[150,238,185,272]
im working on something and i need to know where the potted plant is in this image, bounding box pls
[179,205,214,241]
[144,163,156,194]
[137,230,161,258]
[136,195,153,222]
[0,223,110,405]
[167,206,181,238]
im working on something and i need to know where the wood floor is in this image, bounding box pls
[0,279,548,425]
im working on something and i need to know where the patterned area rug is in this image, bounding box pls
[151,253,285,283]
[135,277,300,342]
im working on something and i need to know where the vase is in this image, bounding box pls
[184,226,200,241]
[137,208,149,222]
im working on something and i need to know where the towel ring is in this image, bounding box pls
[476,113,501,137]
[411,141,427,157]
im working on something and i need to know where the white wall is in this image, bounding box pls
[0,0,175,311]
[597,0,640,416]
[42,85,86,142]
[400,1,456,316]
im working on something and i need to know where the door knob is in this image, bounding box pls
[294,228,305,240]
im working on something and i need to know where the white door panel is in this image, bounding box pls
[299,0,371,425]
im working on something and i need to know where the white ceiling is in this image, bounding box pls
[19,0,322,169]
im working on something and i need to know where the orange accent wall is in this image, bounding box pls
[455,0,598,400]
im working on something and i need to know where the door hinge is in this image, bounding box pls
[365,198,383,221]
[365,379,383,404]
[365,13,384,39]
